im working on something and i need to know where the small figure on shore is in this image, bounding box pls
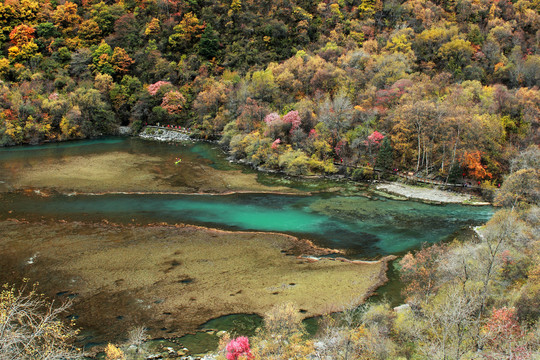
[175,158,182,165]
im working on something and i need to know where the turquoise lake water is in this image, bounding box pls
[0,191,493,256]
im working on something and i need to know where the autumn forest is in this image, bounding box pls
[1,0,540,358]
[0,0,538,182]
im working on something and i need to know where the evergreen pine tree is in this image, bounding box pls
[448,161,463,184]
[198,24,219,59]
[375,136,393,172]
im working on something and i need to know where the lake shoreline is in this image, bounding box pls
[13,187,311,197]
[1,134,492,206]
[136,130,492,206]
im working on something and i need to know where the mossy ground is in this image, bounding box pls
[1,151,300,194]
[0,220,388,345]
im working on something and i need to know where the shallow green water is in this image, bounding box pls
[0,137,372,194]
[0,137,239,169]
[0,191,492,256]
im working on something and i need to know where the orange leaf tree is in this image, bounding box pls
[9,24,35,46]
[462,150,492,180]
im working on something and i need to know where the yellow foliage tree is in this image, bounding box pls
[144,18,160,37]
[168,12,204,51]
[104,344,126,360]
[8,40,39,62]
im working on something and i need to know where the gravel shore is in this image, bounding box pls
[376,183,490,205]
[139,127,192,142]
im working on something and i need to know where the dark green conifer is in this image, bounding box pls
[448,161,463,184]
[375,136,393,172]
[198,24,219,59]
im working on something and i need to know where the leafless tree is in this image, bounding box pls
[0,281,83,360]
[126,326,148,354]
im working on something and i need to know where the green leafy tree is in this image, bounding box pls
[447,161,463,184]
[438,37,474,76]
[71,88,117,135]
[90,1,124,37]
[91,40,114,75]
[36,22,59,39]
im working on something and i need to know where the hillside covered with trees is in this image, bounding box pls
[0,0,538,182]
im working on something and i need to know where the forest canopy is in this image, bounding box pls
[0,0,538,180]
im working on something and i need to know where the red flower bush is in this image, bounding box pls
[264,112,280,124]
[366,130,384,145]
[282,110,301,133]
[147,81,172,95]
[226,336,253,360]
[484,307,531,360]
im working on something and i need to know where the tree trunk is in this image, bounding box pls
[416,130,421,173]
[441,143,446,173]
[445,127,460,184]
